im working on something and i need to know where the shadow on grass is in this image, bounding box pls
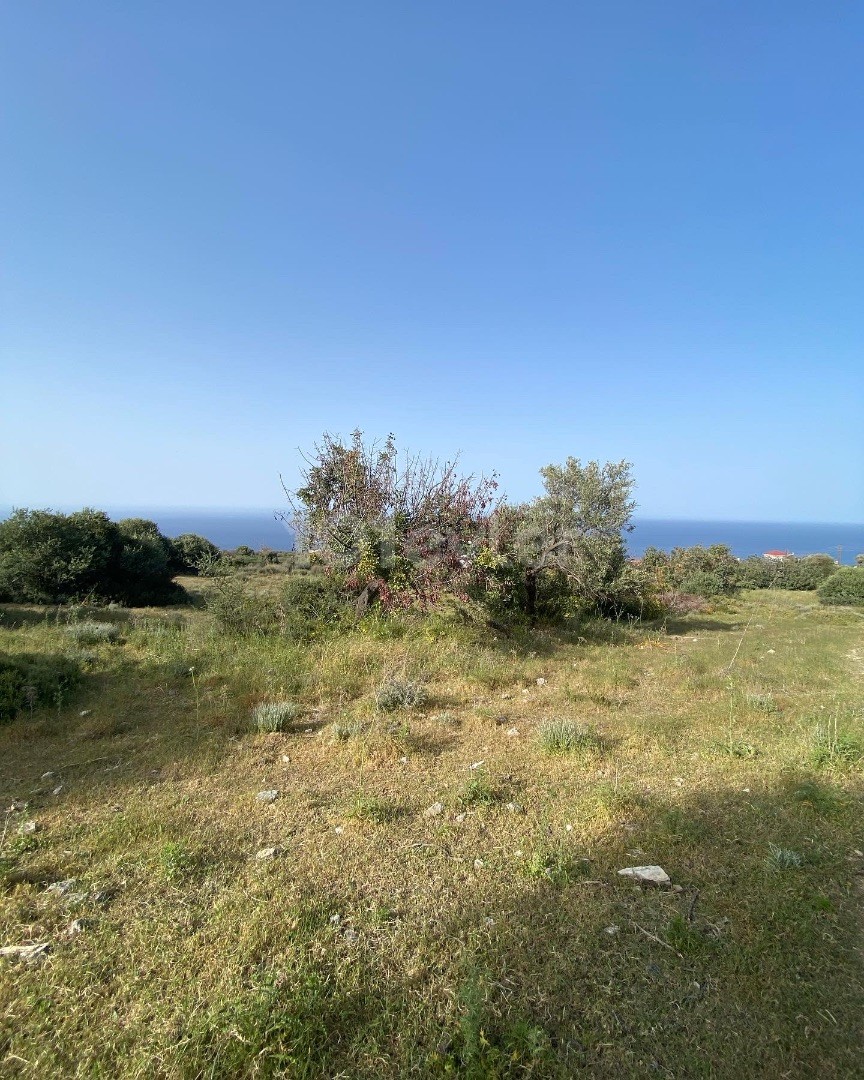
[1,757,862,1078]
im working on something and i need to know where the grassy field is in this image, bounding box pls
[1,584,863,1077]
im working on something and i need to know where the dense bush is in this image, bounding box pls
[0,651,82,722]
[641,544,740,597]
[739,554,838,591]
[817,567,864,606]
[171,533,221,574]
[281,575,352,639]
[0,509,186,606]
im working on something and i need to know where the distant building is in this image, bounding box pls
[763,549,793,560]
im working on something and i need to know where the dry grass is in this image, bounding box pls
[0,589,862,1077]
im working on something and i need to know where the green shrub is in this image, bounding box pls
[252,700,301,733]
[0,652,82,722]
[375,678,427,712]
[0,508,185,606]
[170,533,221,574]
[817,567,864,606]
[65,621,120,645]
[643,544,740,596]
[281,574,352,640]
[206,577,280,635]
[740,554,838,591]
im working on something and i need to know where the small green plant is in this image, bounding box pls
[811,719,863,768]
[331,718,366,741]
[537,718,603,755]
[158,840,195,882]
[714,739,760,758]
[431,711,459,726]
[765,844,804,870]
[458,772,502,808]
[349,794,399,823]
[252,700,301,733]
[522,847,588,885]
[746,691,779,713]
[375,678,427,712]
[66,621,120,645]
[788,780,846,816]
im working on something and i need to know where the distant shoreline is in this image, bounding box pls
[1,508,861,564]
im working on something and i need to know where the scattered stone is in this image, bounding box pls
[484,917,495,927]
[604,925,620,936]
[52,785,63,796]
[617,865,671,887]
[536,677,546,686]
[0,943,50,963]
[334,826,344,834]
[45,879,77,896]
[505,801,524,814]
[454,813,466,823]
[329,913,341,925]
[281,755,291,763]
[494,716,509,725]
[64,919,88,938]
[468,761,485,771]
[256,790,279,804]
[7,800,27,813]
[41,771,55,780]
[343,928,358,943]
[424,802,445,818]
[473,859,485,871]
[766,649,775,655]
[255,846,280,860]
[21,820,38,834]
[670,884,684,894]
[505,727,519,737]
[79,709,92,717]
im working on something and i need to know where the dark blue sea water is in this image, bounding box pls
[2,508,862,564]
[627,519,864,564]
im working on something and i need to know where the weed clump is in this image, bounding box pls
[252,701,301,733]
[537,718,603,755]
[766,844,804,870]
[375,678,427,712]
[811,722,862,767]
[65,621,120,645]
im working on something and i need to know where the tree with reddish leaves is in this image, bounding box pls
[283,431,499,610]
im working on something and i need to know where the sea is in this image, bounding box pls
[2,507,862,564]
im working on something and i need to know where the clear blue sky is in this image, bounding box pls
[2,2,862,521]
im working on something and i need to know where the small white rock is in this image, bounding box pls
[79,710,92,717]
[334,826,344,834]
[454,813,466,823]
[0,943,50,963]
[64,919,87,938]
[468,761,485,771]
[505,801,524,814]
[604,925,620,935]
[21,820,38,834]
[424,802,445,818]
[255,846,280,860]
[505,727,519,736]
[536,677,546,686]
[41,771,55,780]
[256,790,279,803]
[473,859,485,871]
[52,785,63,796]
[617,865,671,886]
[45,879,77,896]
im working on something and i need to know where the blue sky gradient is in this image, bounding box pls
[2,2,862,520]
